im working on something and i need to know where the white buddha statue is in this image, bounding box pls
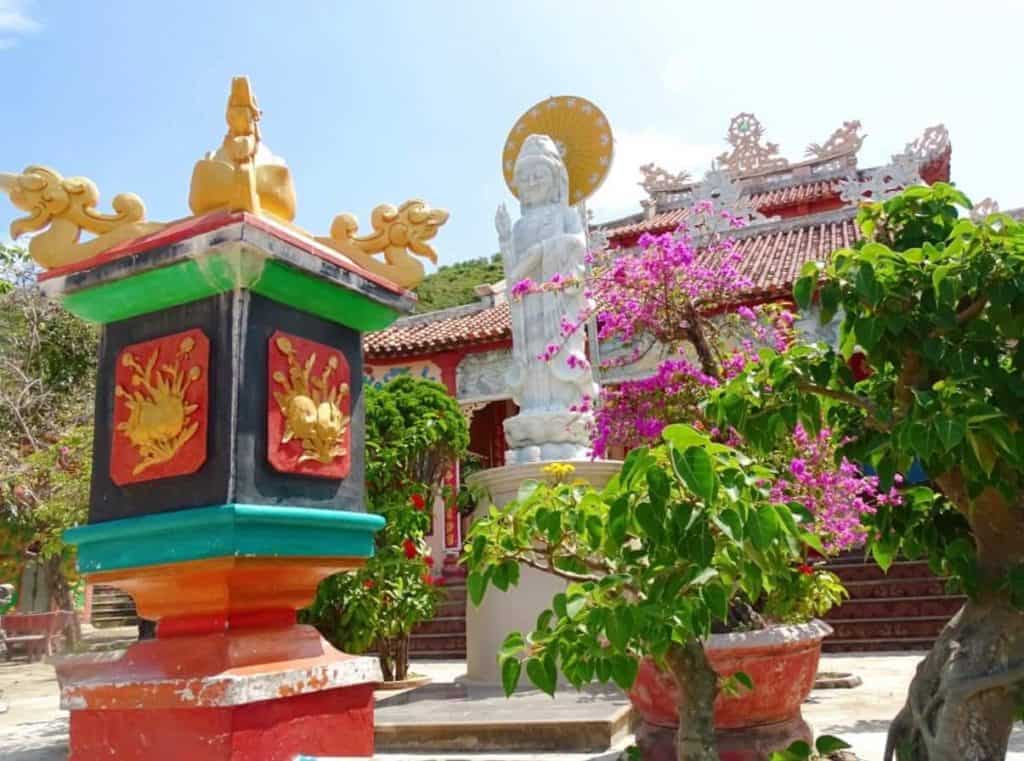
[495,134,598,464]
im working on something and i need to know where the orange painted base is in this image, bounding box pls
[86,555,363,620]
[69,682,374,761]
[58,623,380,761]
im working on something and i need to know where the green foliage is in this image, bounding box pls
[304,375,469,680]
[412,254,503,313]
[0,246,96,608]
[762,568,848,625]
[464,425,822,697]
[769,735,851,761]
[713,183,1024,598]
[0,426,92,593]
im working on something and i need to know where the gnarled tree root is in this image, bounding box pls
[884,598,1024,761]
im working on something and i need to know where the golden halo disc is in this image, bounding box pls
[502,96,614,205]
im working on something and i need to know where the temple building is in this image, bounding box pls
[363,113,962,657]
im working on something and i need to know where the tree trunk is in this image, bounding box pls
[882,472,1024,760]
[377,637,395,682]
[46,555,80,650]
[666,639,720,761]
[884,596,1024,761]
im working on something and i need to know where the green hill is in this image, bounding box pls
[414,254,503,313]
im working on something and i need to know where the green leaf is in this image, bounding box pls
[566,594,587,620]
[500,656,521,697]
[676,446,717,503]
[935,418,966,451]
[815,736,852,755]
[702,582,729,622]
[500,631,525,656]
[685,523,715,568]
[967,431,997,477]
[748,506,779,551]
[872,537,897,572]
[794,274,816,310]
[467,571,488,607]
[662,424,707,451]
[732,671,754,691]
[606,606,633,651]
[819,281,841,324]
[856,262,883,306]
[610,654,639,690]
[525,656,557,696]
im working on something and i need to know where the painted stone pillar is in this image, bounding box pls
[45,211,415,761]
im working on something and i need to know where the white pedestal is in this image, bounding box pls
[463,460,622,685]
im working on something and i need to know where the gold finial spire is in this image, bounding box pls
[188,76,297,222]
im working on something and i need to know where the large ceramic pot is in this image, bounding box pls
[628,620,832,761]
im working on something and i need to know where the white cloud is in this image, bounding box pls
[588,128,720,223]
[660,54,690,95]
[0,0,39,49]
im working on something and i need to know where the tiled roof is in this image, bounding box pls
[603,179,844,239]
[364,301,511,358]
[364,211,863,358]
[749,179,841,209]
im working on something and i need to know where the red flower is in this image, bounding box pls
[422,573,445,587]
[410,493,426,510]
[403,538,417,559]
[798,563,814,576]
[363,579,375,590]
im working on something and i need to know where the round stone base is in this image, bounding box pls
[464,459,622,685]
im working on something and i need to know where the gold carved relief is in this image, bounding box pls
[271,335,350,465]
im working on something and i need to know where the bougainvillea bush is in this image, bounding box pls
[710,184,1024,761]
[465,211,893,761]
[304,376,468,681]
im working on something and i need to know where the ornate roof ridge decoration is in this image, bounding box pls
[805,120,865,160]
[684,168,774,236]
[839,123,949,204]
[715,113,789,176]
[970,198,1000,221]
[639,163,693,194]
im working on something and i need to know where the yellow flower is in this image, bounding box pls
[542,462,576,481]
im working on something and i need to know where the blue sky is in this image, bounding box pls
[2,0,1022,269]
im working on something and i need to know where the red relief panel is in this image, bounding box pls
[267,331,351,479]
[110,329,209,486]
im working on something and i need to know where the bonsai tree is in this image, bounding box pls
[304,375,468,681]
[711,184,1024,761]
[466,428,829,761]
[464,213,890,761]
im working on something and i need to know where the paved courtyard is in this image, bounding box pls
[2,651,1023,760]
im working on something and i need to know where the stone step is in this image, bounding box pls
[826,559,935,582]
[413,617,466,636]
[409,633,466,656]
[826,616,949,642]
[824,596,964,621]
[436,600,466,618]
[841,576,957,599]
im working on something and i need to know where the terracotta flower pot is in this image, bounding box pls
[628,620,832,761]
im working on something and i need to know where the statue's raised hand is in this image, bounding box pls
[495,203,512,243]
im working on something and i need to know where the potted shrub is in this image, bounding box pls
[303,376,468,684]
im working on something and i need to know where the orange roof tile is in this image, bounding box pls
[365,301,511,358]
[364,212,863,358]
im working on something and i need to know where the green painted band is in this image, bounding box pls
[65,504,386,574]
[59,250,401,332]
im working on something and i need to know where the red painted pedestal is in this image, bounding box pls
[57,610,380,761]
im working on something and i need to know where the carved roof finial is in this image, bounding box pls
[715,113,789,175]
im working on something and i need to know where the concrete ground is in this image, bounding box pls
[2,651,1023,760]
